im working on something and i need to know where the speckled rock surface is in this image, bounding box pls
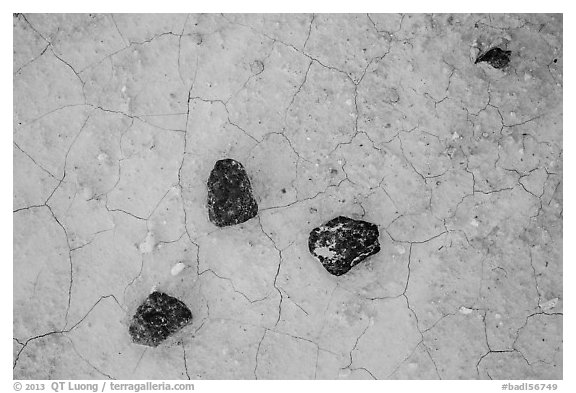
[475,47,511,69]
[309,216,380,276]
[129,291,192,347]
[13,13,562,380]
[207,158,258,227]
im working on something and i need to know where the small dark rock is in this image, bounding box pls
[475,47,511,69]
[129,291,192,347]
[308,216,381,276]
[207,158,258,227]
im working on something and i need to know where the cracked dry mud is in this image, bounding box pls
[13,13,562,380]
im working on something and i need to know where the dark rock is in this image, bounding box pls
[475,47,511,69]
[129,291,192,347]
[308,216,381,276]
[207,158,258,227]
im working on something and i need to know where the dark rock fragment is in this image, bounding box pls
[475,47,511,69]
[129,291,192,347]
[207,158,258,227]
[308,216,381,276]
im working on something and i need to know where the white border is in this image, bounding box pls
[3,3,571,392]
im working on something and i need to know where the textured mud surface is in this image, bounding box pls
[129,291,193,347]
[309,216,380,276]
[13,13,562,380]
[207,158,258,227]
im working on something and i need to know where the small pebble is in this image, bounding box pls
[171,262,186,276]
[459,306,474,315]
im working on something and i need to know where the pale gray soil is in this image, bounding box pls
[13,13,562,380]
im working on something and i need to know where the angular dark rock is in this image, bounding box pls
[308,216,381,276]
[475,47,511,69]
[207,158,258,227]
[129,291,192,347]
